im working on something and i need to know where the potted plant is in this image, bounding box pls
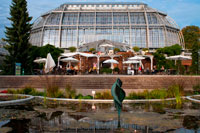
[100,68,112,74]
[89,48,96,54]
[113,67,119,74]
[132,46,140,53]
[68,46,77,52]
[114,48,120,54]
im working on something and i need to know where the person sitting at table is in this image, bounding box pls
[66,66,71,75]
[70,65,75,75]
[74,65,78,74]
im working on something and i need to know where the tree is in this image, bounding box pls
[182,26,200,49]
[39,44,63,63]
[68,47,77,52]
[153,44,182,70]
[28,44,63,74]
[3,0,32,74]
[191,42,200,74]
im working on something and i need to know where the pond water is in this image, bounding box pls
[0,99,200,133]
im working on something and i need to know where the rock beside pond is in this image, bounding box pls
[0,127,12,133]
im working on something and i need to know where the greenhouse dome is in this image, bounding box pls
[30,2,185,50]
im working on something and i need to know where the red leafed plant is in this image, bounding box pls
[0,90,8,93]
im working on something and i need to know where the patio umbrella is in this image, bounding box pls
[123,60,140,64]
[166,55,192,74]
[60,57,79,62]
[128,56,145,69]
[166,55,192,65]
[61,52,97,58]
[33,58,46,64]
[128,56,145,60]
[166,55,192,60]
[103,59,119,70]
[60,57,79,68]
[44,53,56,73]
[123,60,140,71]
[103,59,119,64]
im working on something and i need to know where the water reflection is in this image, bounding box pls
[0,99,200,132]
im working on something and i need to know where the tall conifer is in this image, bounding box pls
[3,0,32,74]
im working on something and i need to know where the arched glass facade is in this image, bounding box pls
[30,2,185,49]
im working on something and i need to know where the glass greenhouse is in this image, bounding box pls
[30,2,185,49]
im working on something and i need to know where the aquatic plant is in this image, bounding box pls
[76,94,93,99]
[167,85,182,105]
[127,89,168,100]
[46,86,64,98]
[95,90,113,99]
[148,89,168,99]
[65,84,76,99]
[20,86,35,94]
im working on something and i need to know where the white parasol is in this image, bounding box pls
[44,53,56,73]
[128,56,145,60]
[103,59,119,64]
[60,57,79,68]
[123,60,140,64]
[33,58,46,64]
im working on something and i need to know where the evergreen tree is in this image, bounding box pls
[3,0,32,75]
[191,42,200,74]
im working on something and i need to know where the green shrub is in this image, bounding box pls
[113,67,119,72]
[76,94,83,99]
[65,84,76,99]
[21,86,35,94]
[100,68,112,74]
[149,89,167,99]
[142,48,148,51]
[83,95,93,99]
[89,48,96,52]
[68,46,76,52]
[132,46,140,52]
[95,91,113,99]
[193,84,200,94]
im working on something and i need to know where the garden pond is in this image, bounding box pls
[0,98,200,133]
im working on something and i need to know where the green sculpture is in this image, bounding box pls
[111,78,126,128]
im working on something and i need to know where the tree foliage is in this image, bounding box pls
[191,42,200,74]
[153,44,182,70]
[89,48,96,52]
[68,46,76,52]
[132,46,140,52]
[182,26,200,49]
[28,44,64,74]
[114,48,120,53]
[3,0,32,74]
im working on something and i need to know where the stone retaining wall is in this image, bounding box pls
[0,75,199,95]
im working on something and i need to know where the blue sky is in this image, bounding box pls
[0,0,200,39]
